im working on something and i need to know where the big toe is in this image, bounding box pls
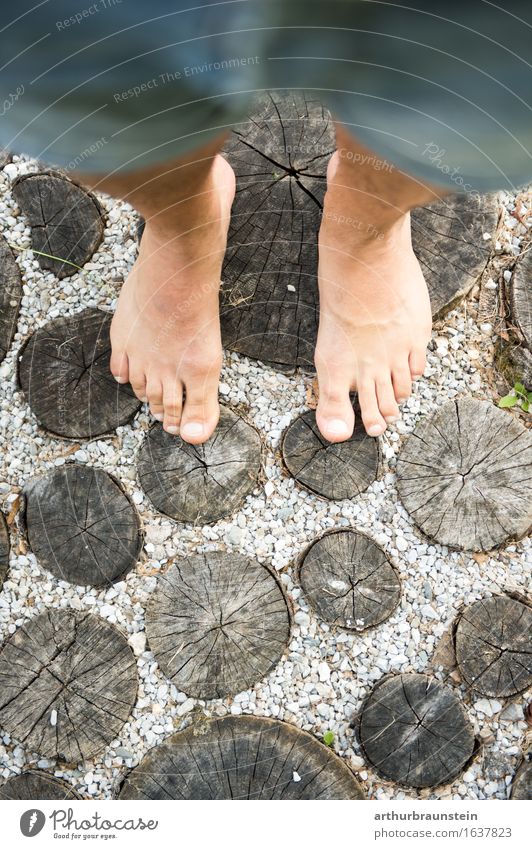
[315,382,355,443]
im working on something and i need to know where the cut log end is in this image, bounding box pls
[0,771,81,800]
[0,511,9,591]
[0,234,22,364]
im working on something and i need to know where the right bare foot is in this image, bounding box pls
[110,154,235,444]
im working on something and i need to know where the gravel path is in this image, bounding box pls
[0,154,530,801]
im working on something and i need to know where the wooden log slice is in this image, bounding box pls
[0,511,9,591]
[298,529,400,630]
[358,673,475,788]
[510,758,532,800]
[23,465,142,588]
[119,715,364,799]
[281,408,380,500]
[0,609,138,762]
[412,193,498,319]
[0,770,81,800]
[137,406,261,524]
[0,233,22,364]
[396,398,532,551]
[145,552,290,699]
[18,307,141,438]
[454,597,532,698]
[220,91,334,371]
[12,171,104,278]
[510,247,532,352]
[0,150,10,168]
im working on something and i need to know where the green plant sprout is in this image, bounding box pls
[323,730,335,747]
[498,382,532,413]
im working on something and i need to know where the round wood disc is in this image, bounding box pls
[396,398,532,551]
[23,464,142,588]
[510,758,532,800]
[0,609,138,762]
[454,597,532,697]
[12,171,104,278]
[145,552,290,699]
[119,715,364,799]
[299,529,400,630]
[510,247,532,351]
[282,408,380,500]
[0,771,81,800]
[0,233,22,363]
[0,511,9,591]
[137,406,261,524]
[358,673,475,788]
[18,307,141,438]
[220,91,334,371]
[412,193,498,319]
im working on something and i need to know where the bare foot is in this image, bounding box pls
[110,154,235,444]
[315,153,432,442]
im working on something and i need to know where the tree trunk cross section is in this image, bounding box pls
[299,529,400,631]
[12,171,104,278]
[0,770,81,800]
[0,511,9,591]
[358,673,475,789]
[119,715,364,799]
[0,609,138,762]
[220,92,497,371]
[145,552,291,699]
[396,398,532,551]
[23,465,143,588]
[17,307,141,439]
[454,596,532,697]
[137,406,262,524]
[0,234,22,364]
[282,408,380,500]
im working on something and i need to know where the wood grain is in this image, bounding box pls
[510,758,531,800]
[145,552,290,699]
[0,233,22,363]
[396,398,532,550]
[18,307,141,438]
[0,609,138,762]
[0,510,9,591]
[23,464,143,588]
[0,770,81,800]
[119,715,364,799]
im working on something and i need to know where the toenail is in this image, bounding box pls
[152,411,163,421]
[368,424,385,436]
[385,415,399,423]
[324,418,350,437]
[114,375,128,384]
[181,421,205,439]
[165,425,179,434]
[398,397,408,403]
[140,396,148,403]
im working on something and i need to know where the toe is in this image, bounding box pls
[409,347,426,379]
[162,377,183,434]
[315,383,355,443]
[357,381,387,436]
[110,348,130,385]
[392,363,412,404]
[375,377,400,423]
[180,375,220,444]
[147,377,164,422]
[128,368,147,402]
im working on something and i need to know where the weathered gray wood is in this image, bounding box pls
[138,406,262,523]
[119,715,364,799]
[396,398,532,551]
[0,150,10,168]
[454,597,532,697]
[0,770,81,800]
[18,307,141,438]
[358,673,475,788]
[220,91,334,371]
[510,758,532,800]
[412,194,498,319]
[12,171,104,278]
[220,92,497,371]
[23,465,143,588]
[282,407,380,500]
[0,233,22,363]
[299,529,400,630]
[510,247,532,350]
[145,552,290,699]
[0,511,9,591]
[0,609,138,762]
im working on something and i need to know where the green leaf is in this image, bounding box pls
[323,731,335,747]
[498,394,519,408]
[521,399,530,413]
[514,382,526,395]
[527,392,532,404]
